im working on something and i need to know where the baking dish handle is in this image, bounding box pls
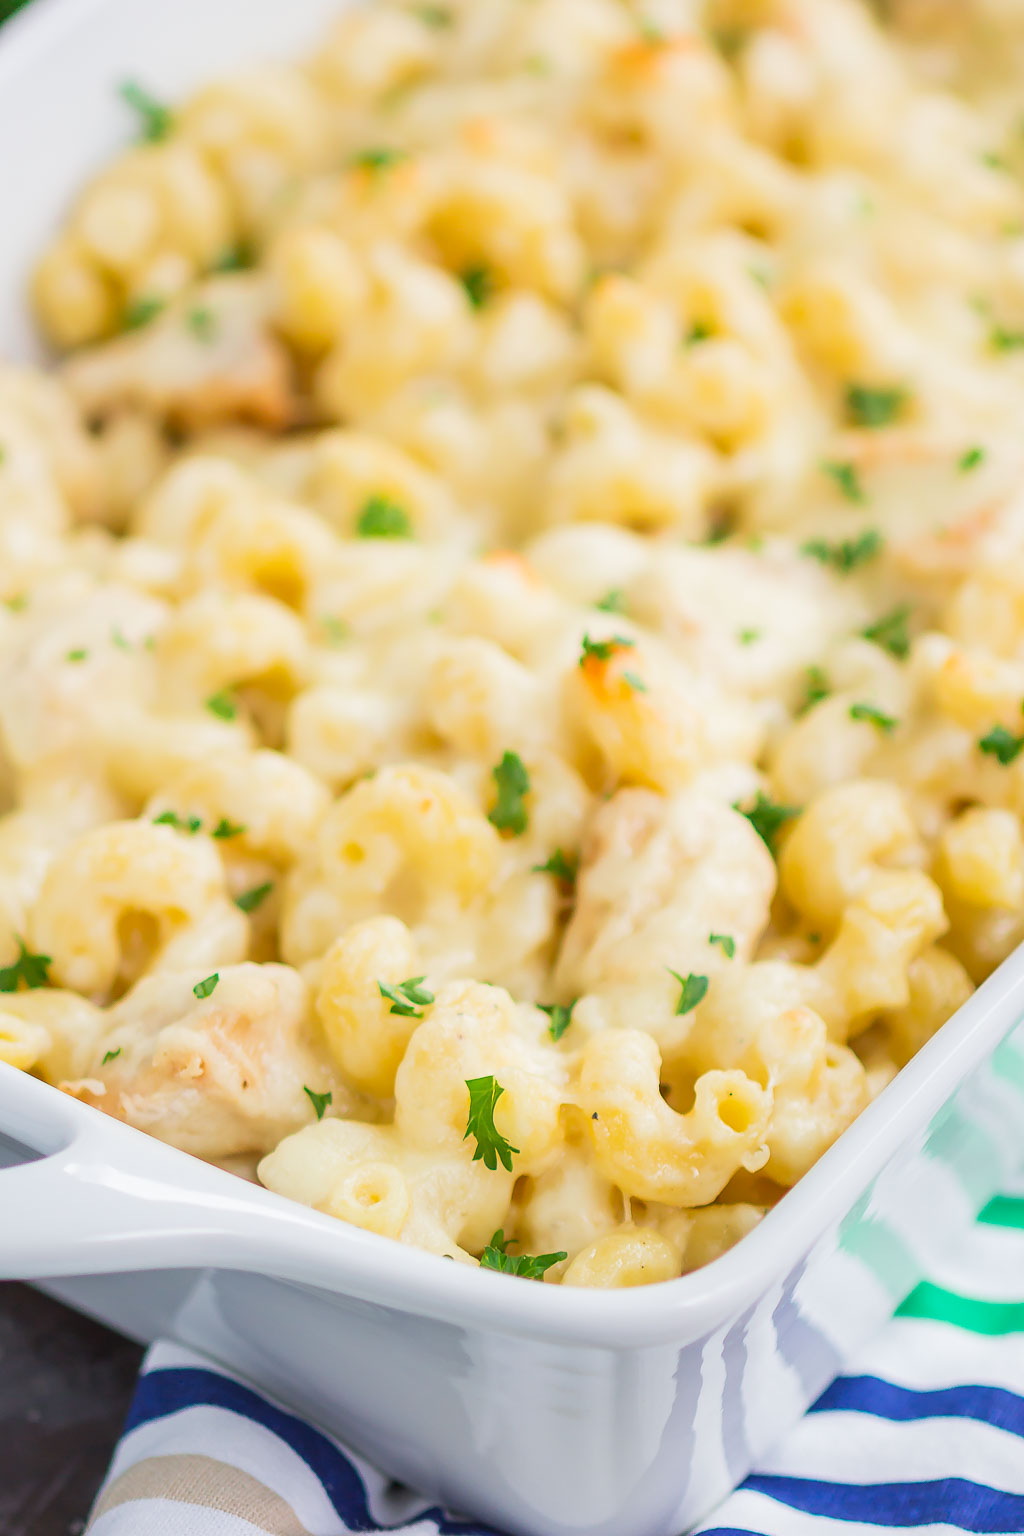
[0,1066,356,1285]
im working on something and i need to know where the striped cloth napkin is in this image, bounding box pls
[86,1172,1024,1536]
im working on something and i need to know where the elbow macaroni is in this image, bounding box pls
[6,0,1024,1284]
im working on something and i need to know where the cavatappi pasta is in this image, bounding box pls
[4,0,1024,1287]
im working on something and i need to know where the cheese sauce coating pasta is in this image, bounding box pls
[4,0,1024,1285]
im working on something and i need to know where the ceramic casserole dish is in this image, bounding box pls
[2,3,1024,1534]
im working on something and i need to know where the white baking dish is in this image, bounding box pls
[3,3,1024,1532]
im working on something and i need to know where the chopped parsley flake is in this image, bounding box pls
[738,628,760,645]
[320,616,349,645]
[845,383,907,429]
[187,306,217,342]
[464,1075,519,1172]
[686,319,714,345]
[801,528,883,572]
[102,1048,122,1065]
[303,1086,333,1120]
[0,939,51,993]
[735,792,800,853]
[533,848,578,886]
[351,146,407,172]
[850,701,898,734]
[799,666,831,714]
[205,691,237,721]
[377,976,435,1018]
[414,4,453,25]
[622,670,648,693]
[479,1230,566,1279]
[861,605,912,659]
[709,933,736,958]
[122,295,165,331]
[539,1001,576,1042]
[669,970,709,1016]
[595,588,626,614]
[4,594,27,613]
[579,633,635,665]
[235,882,273,914]
[460,264,494,309]
[356,494,413,539]
[211,818,246,840]
[120,80,175,143]
[66,649,88,663]
[959,446,986,473]
[211,242,255,273]
[979,725,1024,765]
[991,324,1024,352]
[488,750,531,836]
[112,628,132,650]
[193,973,219,1000]
[821,460,867,503]
[153,810,202,834]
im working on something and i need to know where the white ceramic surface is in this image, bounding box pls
[3,4,1024,1533]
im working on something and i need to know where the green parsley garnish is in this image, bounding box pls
[351,146,407,172]
[187,306,217,342]
[711,25,748,59]
[0,939,51,994]
[861,605,912,659]
[66,649,88,663]
[211,242,255,273]
[801,528,883,572]
[850,701,898,734]
[211,818,246,840]
[303,1086,333,1120]
[122,295,165,331]
[102,1048,122,1065]
[686,319,714,345]
[991,324,1024,353]
[4,594,27,613]
[153,810,202,834]
[579,633,635,665]
[355,494,413,539]
[320,616,349,646]
[738,628,760,645]
[479,1230,566,1279]
[235,882,273,914]
[845,383,907,429]
[193,973,219,1000]
[595,589,626,614]
[205,691,237,721]
[414,4,453,25]
[735,792,800,853]
[799,666,831,715]
[959,446,986,473]
[821,460,867,504]
[669,970,709,1016]
[533,848,578,886]
[488,750,530,836]
[622,670,648,692]
[112,628,132,650]
[464,1075,519,1171]
[539,1001,576,1042]
[709,933,736,958]
[460,265,494,309]
[120,80,175,143]
[377,976,435,1018]
[979,725,1024,765]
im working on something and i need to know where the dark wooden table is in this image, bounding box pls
[0,1285,143,1536]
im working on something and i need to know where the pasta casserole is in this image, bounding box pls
[4,0,1024,1288]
